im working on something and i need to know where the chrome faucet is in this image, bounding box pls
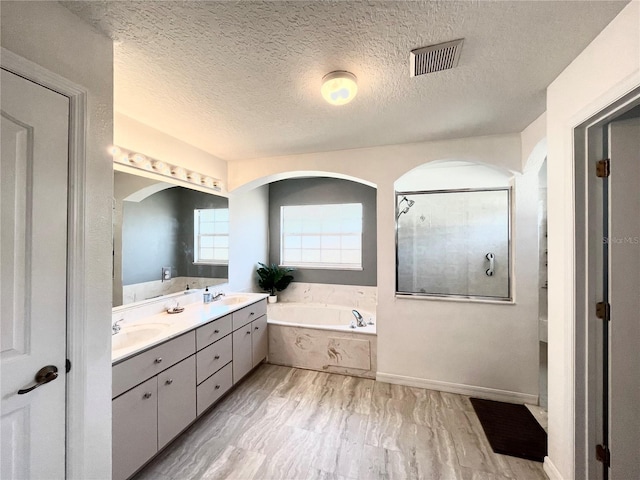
[352,310,367,327]
[212,291,226,301]
[112,319,124,335]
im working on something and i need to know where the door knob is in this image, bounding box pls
[17,365,59,395]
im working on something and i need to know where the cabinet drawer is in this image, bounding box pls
[196,334,232,384]
[196,314,232,350]
[232,299,267,331]
[113,331,196,398]
[196,362,233,416]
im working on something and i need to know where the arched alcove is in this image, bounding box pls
[394,160,514,301]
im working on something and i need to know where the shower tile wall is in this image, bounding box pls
[397,191,509,298]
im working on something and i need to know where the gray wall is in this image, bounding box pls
[268,177,377,286]
[121,184,228,286]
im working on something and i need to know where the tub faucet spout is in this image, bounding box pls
[352,309,367,327]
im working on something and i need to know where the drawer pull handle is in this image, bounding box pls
[214,329,220,334]
[166,379,173,385]
[214,355,220,360]
[143,392,152,399]
[215,385,221,390]
[255,326,259,330]
[155,357,163,364]
[246,331,251,335]
[249,312,255,316]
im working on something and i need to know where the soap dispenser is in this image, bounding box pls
[203,286,212,304]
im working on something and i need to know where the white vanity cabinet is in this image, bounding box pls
[113,297,268,479]
[232,300,268,383]
[112,332,196,480]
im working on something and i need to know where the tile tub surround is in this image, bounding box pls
[267,302,377,378]
[268,324,378,379]
[132,364,547,480]
[277,282,377,312]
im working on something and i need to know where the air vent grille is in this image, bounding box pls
[410,39,464,77]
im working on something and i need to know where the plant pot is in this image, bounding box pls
[268,295,278,304]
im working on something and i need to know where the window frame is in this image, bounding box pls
[279,203,364,271]
[193,208,229,266]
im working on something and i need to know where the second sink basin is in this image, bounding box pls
[213,295,252,306]
[112,323,169,351]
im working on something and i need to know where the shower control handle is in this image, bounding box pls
[485,253,495,277]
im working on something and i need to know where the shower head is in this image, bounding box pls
[399,196,415,207]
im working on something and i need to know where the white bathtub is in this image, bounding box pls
[267,302,377,378]
[267,302,376,335]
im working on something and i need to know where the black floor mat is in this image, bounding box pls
[470,397,547,462]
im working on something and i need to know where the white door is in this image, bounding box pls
[608,117,640,479]
[1,69,69,479]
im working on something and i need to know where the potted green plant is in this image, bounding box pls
[256,262,294,303]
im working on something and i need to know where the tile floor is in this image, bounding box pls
[133,364,548,480]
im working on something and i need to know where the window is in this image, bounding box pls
[280,203,363,269]
[194,208,229,264]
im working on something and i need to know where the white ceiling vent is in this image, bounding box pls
[410,39,464,77]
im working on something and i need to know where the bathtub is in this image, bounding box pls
[267,302,377,379]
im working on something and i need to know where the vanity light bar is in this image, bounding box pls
[110,146,222,192]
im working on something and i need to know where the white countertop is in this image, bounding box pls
[112,293,268,364]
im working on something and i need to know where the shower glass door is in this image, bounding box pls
[395,188,511,300]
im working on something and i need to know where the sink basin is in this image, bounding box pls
[213,295,252,306]
[112,323,169,351]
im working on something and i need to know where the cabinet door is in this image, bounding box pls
[157,356,196,449]
[252,315,268,367]
[112,378,158,480]
[232,326,253,383]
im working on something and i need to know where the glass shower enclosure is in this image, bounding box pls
[395,188,512,301]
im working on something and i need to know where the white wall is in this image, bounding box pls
[115,112,228,194]
[229,133,542,403]
[228,185,270,292]
[1,2,114,478]
[546,3,640,479]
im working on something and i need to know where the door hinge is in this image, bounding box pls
[596,444,610,467]
[596,301,611,321]
[596,158,610,178]
[66,359,71,373]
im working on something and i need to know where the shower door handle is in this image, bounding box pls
[485,253,495,276]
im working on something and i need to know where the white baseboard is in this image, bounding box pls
[376,372,539,405]
[543,456,563,480]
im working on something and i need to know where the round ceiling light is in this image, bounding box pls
[321,71,358,106]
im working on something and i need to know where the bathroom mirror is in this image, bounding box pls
[113,170,229,307]
[395,188,511,301]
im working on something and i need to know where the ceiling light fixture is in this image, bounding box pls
[321,71,358,106]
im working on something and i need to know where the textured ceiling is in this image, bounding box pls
[63,1,628,161]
